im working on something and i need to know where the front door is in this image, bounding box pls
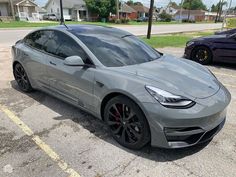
[214,35,236,63]
[43,30,95,111]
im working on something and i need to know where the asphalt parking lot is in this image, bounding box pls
[0,45,236,177]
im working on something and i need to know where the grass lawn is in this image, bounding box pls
[140,31,214,48]
[0,20,216,28]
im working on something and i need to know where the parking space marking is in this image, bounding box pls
[0,104,81,177]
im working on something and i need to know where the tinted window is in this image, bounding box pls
[53,31,88,61]
[73,33,161,67]
[24,30,53,50]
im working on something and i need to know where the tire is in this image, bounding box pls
[13,63,33,92]
[191,46,212,65]
[104,95,150,150]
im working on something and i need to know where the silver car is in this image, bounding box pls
[12,25,231,149]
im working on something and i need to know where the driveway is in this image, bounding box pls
[0,23,222,46]
[0,45,236,177]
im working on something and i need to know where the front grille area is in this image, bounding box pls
[164,118,226,147]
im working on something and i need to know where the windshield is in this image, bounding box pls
[74,33,161,67]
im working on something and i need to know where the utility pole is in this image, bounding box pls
[147,0,154,39]
[222,0,232,30]
[59,0,64,25]
[179,0,184,22]
[116,0,119,20]
[9,0,15,20]
[215,0,222,23]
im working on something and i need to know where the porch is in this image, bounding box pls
[72,5,88,21]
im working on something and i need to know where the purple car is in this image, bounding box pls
[184,32,236,65]
[215,28,236,35]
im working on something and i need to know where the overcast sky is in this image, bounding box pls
[36,0,236,9]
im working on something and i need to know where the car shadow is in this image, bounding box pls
[210,62,236,70]
[10,80,211,162]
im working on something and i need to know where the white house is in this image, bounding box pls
[159,6,179,16]
[45,0,88,21]
[0,0,40,21]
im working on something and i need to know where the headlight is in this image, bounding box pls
[186,41,194,47]
[145,86,195,108]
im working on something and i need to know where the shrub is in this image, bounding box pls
[115,19,121,24]
[159,12,172,22]
[121,18,129,24]
[226,18,236,28]
[182,19,196,23]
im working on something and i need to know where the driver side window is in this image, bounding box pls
[54,31,88,61]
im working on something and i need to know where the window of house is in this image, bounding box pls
[68,9,72,15]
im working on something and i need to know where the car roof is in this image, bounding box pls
[46,24,132,38]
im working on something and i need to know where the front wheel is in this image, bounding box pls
[191,46,212,65]
[104,96,150,150]
[13,63,33,92]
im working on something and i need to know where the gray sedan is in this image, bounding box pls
[12,25,231,149]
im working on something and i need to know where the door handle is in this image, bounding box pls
[50,61,56,66]
[23,52,29,57]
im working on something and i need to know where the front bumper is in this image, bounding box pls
[142,85,231,148]
[184,46,193,59]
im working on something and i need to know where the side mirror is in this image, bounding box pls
[64,56,84,66]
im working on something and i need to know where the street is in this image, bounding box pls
[0,43,236,177]
[0,23,222,46]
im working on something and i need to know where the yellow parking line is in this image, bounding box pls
[0,104,81,177]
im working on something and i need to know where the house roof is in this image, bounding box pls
[119,3,136,13]
[129,5,149,13]
[0,0,10,3]
[13,0,38,6]
[45,0,86,9]
[175,9,206,16]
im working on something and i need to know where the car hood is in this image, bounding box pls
[192,34,227,41]
[112,55,220,99]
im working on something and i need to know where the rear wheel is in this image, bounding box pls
[104,96,150,150]
[13,63,33,92]
[191,46,212,65]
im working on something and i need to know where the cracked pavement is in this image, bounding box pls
[0,45,236,177]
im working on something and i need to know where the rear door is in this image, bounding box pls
[43,30,95,111]
[23,30,53,89]
[214,35,236,63]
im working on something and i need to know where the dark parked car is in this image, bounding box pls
[184,33,236,64]
[137,17,149,22]
[215,28,236,35]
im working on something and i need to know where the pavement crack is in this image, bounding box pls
[114,155,139,177]
[161,153,201,177]
[78,149,91,156]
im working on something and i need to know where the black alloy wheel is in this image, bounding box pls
[192,46,212,65]
[13,63,33,92]
[104,96,150,149]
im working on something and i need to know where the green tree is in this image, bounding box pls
[159,11,172,22]
[215,0,227,22]
[182,0,207,10]
[126,0,134,6]
[169,2,179,8]
[211,4,218,12]
[85,0,116,19]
